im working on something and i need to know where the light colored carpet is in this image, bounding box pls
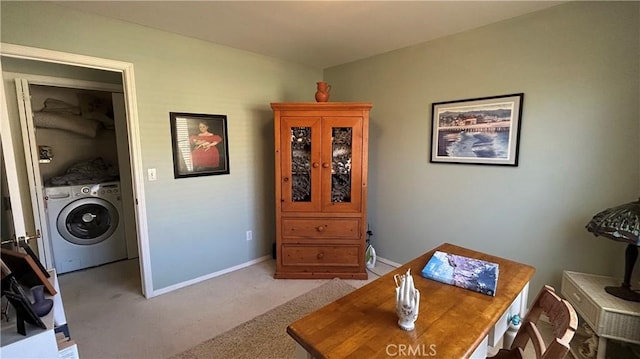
[171,278,355,359]
[58,259,391,358]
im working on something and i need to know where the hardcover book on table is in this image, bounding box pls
[421,251,499,296]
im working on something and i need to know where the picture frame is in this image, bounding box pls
[430,93,524,166]
[19,241,50,279]
[1,248,56,296]
[3,276,47,335]
[170,112,230,178]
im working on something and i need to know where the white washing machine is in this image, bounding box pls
[44,182,127,274]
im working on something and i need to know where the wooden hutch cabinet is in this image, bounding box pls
[272,102,372,279]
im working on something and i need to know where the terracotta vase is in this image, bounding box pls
[315,82,331,102]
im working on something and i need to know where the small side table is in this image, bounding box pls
[561,271,640,359]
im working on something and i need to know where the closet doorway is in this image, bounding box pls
[0,43,152,297]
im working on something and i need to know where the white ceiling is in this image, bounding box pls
[55,1,564,69]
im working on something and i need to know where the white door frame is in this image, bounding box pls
[0,42,153,298]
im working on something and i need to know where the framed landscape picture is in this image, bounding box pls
[430,93,524,166]
[170,112,230,178]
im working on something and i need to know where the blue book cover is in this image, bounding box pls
[421,251,499,296]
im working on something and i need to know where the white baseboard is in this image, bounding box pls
[377,256,402,268]
[152,254,401,297]
[151,255,271,297]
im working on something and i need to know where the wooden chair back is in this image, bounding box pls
[509,285,578,359]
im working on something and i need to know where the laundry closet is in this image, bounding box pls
[27,84,138,274]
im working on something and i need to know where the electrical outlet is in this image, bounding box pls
[246,230,252,241]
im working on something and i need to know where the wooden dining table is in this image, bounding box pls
[287,243,536,358]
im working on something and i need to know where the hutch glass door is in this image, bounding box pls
[281,117,321,212]
[322,117,362,212]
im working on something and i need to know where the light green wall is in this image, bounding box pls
[1,1,322,290]
[325,1,640,294]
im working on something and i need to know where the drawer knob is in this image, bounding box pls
[312,162,320,168]
[322,162,330,168]
[316,226,325,232]
[317,252,324,259]
[283,177,289,182]
[571,292,582,303]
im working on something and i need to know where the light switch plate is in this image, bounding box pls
[148,168,157,181]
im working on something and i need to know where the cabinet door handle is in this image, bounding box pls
[316,226,325,232]
[283,177,289,182]
[322,162,330,168]
[312,162,320,168]
[317,251,324,259]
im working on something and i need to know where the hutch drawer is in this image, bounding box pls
[281,218,360,240]
[280,244,360,268]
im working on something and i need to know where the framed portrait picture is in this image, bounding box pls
[430,93,524,166]
[170,112,230,178]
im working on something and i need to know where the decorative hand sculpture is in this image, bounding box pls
[394,268,420,331]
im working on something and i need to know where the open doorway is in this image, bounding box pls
[1,43,152,298]
[28,82,138,268]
